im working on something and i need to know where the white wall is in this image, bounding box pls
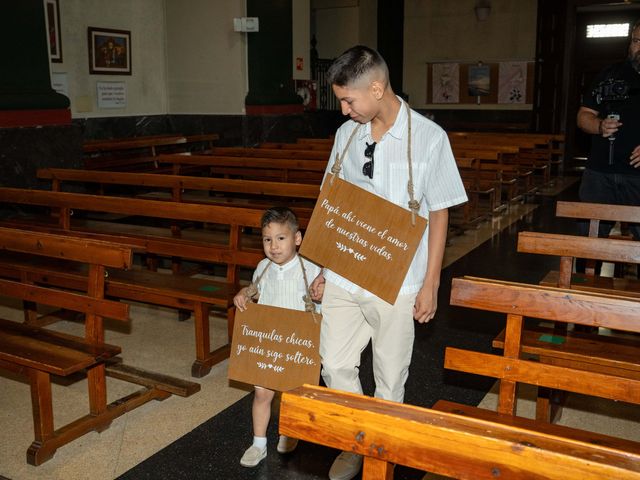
[50,0,249,117]
[165,0,248,114]
[51,0,533,117]
[312,0,377,59]
[404,0,537,108]
[312,0,537,109]
[52,0,168,118]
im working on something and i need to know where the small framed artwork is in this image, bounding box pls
[45,0,62,63]
[88,27,131,75]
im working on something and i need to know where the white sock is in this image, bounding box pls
[253,436,267,449]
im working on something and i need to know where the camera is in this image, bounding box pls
[592,78,630,104]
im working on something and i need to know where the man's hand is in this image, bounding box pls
[413,281,439,324]
[310,273,325,301]
[577,106,622,138]
[599,115,622,138]
[630,145,640,168]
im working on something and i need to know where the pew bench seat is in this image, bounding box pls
[492,322,640,422]
[0,317,121,376]
[492,324,640,380]
[540,270,640,299]
[0,252,235,378]
[0,317,122,465]
[432,400,640,454]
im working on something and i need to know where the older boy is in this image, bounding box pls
[310,46,467,480]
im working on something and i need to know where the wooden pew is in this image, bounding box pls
[183,133,220,152]
[83,134,187,155]
[556,201,640,276]
[440,276,640,428]
[37,168,318,220]
[513,230,640,420]
[296,137,333,145]
[448,131,565,159]
[556,201,640,238]
[155,153,326,184]
[0,187,266,377]
[448,131,564,150]
[452,146,534,200]
[83,133,219,171]
[450,134,556,185]
[455,156,502,217]
[83,135,188,171]
[0,227,199,465]
[520,230,640,298]
[207,146,328,160]
[280,384,640,479]
[259,141,332,152]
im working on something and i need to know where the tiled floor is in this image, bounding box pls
[2,175,637,480]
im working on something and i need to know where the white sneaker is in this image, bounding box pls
[276,435,299,454]
[329,451,363,480]
[240,444,267,467]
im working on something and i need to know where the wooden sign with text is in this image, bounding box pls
[299,175,427,304]
[228,303,322,392]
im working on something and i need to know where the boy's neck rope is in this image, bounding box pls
[244,257,318,321]
[329,100,421,225]
[243,261,271,300]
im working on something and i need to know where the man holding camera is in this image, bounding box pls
[576,19,640,240]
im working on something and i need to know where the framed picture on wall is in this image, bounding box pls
[88,27,131,75]
[45,0,62,63]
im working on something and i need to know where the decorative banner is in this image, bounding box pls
[432,63,459,103]
[468,64,491,96]
[299,175,427,304]
[498,61,527,104]
[228,303,321,392]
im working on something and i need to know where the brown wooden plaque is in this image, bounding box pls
[228,303,322,392]
[299,175,427,304]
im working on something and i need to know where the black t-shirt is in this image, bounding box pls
[582,60,640,174]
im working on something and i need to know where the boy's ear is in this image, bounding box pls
[371,80,384,100]
[295,230,302,246]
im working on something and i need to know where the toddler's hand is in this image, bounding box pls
[234,288,250,312]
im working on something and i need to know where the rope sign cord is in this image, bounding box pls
[329,100,424,226]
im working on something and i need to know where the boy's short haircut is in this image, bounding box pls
[326,45,389,88]
[261,207,299,232]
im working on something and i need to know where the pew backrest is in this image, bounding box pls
[37,168,320,200]
[517,231,640,264]
[280,384,640,480]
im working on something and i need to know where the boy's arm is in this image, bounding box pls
[413,208,448,324]
[310,271,325,301]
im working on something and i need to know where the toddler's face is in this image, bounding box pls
[262,221,301,265]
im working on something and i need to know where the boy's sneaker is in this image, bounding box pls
[240,445,267,467]
[276,435,299,454]
[328,451,363,480]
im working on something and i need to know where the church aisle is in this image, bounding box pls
[118,183,593,479]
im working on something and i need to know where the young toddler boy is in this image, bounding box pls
[234,207,321,467]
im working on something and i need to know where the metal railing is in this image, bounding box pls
[313,58,338,111]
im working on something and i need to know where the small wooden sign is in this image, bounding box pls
[228,303,322,392]
[299,174,427,304]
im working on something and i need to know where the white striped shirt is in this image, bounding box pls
[254,255,322,312]
[323,98,467,297]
